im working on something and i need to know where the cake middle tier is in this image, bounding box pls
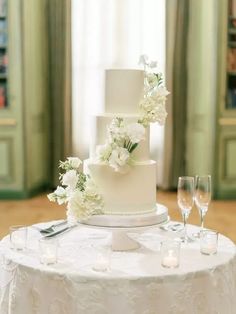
[90,114,150,162]
[84,159,157,215]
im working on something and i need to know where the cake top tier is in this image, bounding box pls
[105,69,144,114]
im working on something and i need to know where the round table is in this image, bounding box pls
[0,221,235,314]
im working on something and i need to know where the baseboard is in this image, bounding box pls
[0,183,51,200]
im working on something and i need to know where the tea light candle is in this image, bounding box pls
[39,238,58,265]
[162,250,179,268]
[201,243,217,255]
[12,234,25,250]
[92,261,108,272]
[200,230,218,255]
[10,226,27,251]
[41,253,56,265]
[92,254,110,272]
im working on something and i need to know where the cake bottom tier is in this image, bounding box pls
[84,159,157,215]
[83,203,168,228]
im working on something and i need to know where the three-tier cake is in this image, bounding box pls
[84,69,168,227]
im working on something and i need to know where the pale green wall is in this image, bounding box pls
[0,0,50,198]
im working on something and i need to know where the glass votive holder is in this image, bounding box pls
[92,245,111,272]
[161,240,181,268]
[39,238,58,265]
[10,225,27,250]
[200,229,218,255]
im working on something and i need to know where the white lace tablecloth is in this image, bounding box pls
[0,222,236,314]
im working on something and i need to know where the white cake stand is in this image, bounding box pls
[81,203,169,251]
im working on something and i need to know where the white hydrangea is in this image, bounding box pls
[66,181,104,224]
[107,118,126,144]
[139,89,168,127]
[84,179,103,204]
[67,190,85,223]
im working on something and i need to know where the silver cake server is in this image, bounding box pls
[43,225,76,238]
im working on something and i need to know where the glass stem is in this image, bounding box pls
[200,210,204,230]
[183,213,187,240]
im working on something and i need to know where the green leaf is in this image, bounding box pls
[129,143,138,153]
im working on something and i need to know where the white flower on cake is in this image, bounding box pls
[146,72,159,88]
[125,122,145,143]
[47,186,67,205]
[96,143,113,162]
[139,54,149,67]
[109,146,130,172]
[107,117,126,145]
[61,169,78,190]
[96,117,145,172]
[48,157,104,223]
[138,54,169,128]
[67,157,82,169]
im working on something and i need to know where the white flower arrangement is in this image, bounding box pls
[96,55,169,172]
[138,54,169,127]
[96,117,145,173]
[47,157,104,224]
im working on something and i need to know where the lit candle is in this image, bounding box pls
[40,247,57,265]
[200,230,218,255]
[39,238,58,265]
[162,249,179,268]
[201,244,217,255]
[92,257,109,272]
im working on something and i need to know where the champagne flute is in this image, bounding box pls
[177,176,195,243]
[194,175,211,236]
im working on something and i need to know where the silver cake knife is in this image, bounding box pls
[43,225,76,238]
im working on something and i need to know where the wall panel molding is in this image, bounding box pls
[221,135,236,182]
[0,137,14,183]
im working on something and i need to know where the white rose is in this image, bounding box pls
[125,123,145,144]
[67,157,82,169]
[62,169,78,189]
[109,147,130,172]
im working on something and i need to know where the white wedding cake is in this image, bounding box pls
[83,68,168,227]
[48,57,169,228]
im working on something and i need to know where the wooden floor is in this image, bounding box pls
[0,190,235,243]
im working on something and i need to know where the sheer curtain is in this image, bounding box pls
[72,0,166,185]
